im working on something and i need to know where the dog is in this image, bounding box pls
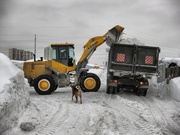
[71,85,82,104]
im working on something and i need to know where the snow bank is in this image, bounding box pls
[0,53,30,134]
[169,77,180,101]
[11,60,24,70]
[149,76,180,101]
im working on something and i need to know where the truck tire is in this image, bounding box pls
[134,88,140,96]
[106,86,111,94]
[135,88,147,96]
[106,86,116,94]
[80,73,101,92]
[34,75,55,95]
[112,87,116,94]
[141,89,147,96]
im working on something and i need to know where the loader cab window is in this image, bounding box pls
[58,46,68,66]
[51,46,75,66]
[59,47,67,59]
[52,48,57,59]
[68,46,75,66]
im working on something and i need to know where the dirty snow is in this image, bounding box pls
[1,53,180,135]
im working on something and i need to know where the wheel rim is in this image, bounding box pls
[84,77,96,90]
[38,79,50,91]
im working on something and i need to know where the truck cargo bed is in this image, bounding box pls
[108,43,160,74]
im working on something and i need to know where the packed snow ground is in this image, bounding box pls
[1,53,180,135]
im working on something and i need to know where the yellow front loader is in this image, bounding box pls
[23,25,124,95]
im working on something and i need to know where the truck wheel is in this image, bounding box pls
[80,73,101,92]
[135,88,140,96]
[112,87,116,94]
[117,87,120,93]
[106,86,110,94]
[106,86,116,94]
[142,89,147,96]
[34,75,55,95]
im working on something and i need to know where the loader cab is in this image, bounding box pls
[50,43,75,67]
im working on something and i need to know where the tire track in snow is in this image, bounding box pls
[84,105,121,135]
[84,95,137,134]
[32,103,70,135]
[30,98,60,125]
[99,95,164,135]
[140,97,180,134]
[93,111,119,135]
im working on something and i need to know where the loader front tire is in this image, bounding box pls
[80,73,101,92]
[34,75,55,95]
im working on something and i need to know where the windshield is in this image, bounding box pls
[51,46,75,66]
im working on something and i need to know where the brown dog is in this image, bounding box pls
[71,85,82,104]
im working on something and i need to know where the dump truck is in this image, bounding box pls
[23,25,124,95]
[106,43,160,96]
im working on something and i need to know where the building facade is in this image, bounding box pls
[9,48,33,61]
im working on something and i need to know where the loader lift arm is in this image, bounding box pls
[76,25,124,75]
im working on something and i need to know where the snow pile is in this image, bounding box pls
[149,76,180,101]
[169,77,180,101]
[149,77,169,98]
[0,53,30,134]
[120,37,145,45]
[11,60,24,70]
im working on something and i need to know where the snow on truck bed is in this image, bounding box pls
[1,53,180,135]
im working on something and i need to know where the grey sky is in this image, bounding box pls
[0,0,180,64]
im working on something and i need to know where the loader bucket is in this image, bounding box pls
[106,25,124,46]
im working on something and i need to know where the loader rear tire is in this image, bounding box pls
[34,75,55,95]
[53,84,58,92]
[80,73,101,92]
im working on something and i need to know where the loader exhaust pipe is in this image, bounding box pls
[33,54,36,61]
[106,25,124,46]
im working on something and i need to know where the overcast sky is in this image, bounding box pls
[0,0,180,64]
